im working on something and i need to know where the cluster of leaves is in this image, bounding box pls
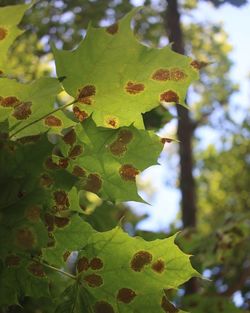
[0,3,201,312]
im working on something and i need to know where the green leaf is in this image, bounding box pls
[53,9,198,129]
[56,118,163,202]
[43,215,94,267]
[0,2,33,74]
[57,228,198,312]
[0,257,50,307]
[84,201,124,232]
[0,77,73,139]
[0,136,54,259]
[0,4,201,312]
[55,285,89,313]
[0,135,52,216]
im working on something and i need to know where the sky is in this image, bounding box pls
[193,0,250,113]
[129,0,250,232]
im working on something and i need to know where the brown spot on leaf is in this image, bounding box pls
[119,164,139,182]
[77,85,96,105]
[0,96,20,107]
[77,256,89,272]
[5,255,20,267]
[73,106,89,122]
[53,190,69,210]
[72,165,86,177]
[104,116,119,128]
[125,81,145,94]
[117,288,137,303]
[118,130,133,144]
[0,27,7,40]
[82,97,92,105]
[44,213,54,232]
[109,130,133,156]
[90,257,103,270]
[17,135,41,145]
[109,141,127,156]
[85,173,102,193]
[40,173,54,188]
[63,251,71,262]
[68,145,83,159]
[27,262,46,277]
[94,301,115,313]
[161,138,173,144]
[106,23,119,35]
[84,274,103,287]
[160,90,179,103]
[15,227,35,249]
[63,129,76,146]
[130,250,152,272]
[12,102,32,120]
[108,119,116,127]
[54,216,70,228]
[161,296,179,313]
[45,157,59,170]
[58,158,69,169]
[44,115,62,127]
[25,206,40,222]
[152,259,165,273]
[78,85,96,98]
[170,68,187,81]
[152,69,170,81]
[190,60,208,70]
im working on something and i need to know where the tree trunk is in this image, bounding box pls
[165,0,198,294]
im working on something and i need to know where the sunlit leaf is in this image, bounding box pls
[56,227,198,312]
[0,77,73,139]
[53,9,198,129]
[0,2,33,74]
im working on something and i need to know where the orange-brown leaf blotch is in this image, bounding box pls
[89,257,104,270]
[106,23,119,35]
[44,115,62,127]
[160,90,179,103]
[12,102,32,120]
[130,250,152,272]
[125,81,145,94]
[151,259,165,273]
[119,164,139,181]
[0,27,7,40]
[94,301,115,313]
[84,274,103,287]
[117,288,137,303]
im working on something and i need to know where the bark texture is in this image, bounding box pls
[165,0,198,294]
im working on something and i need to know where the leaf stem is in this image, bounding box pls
[41,261,77,280]
[9,99,77,139]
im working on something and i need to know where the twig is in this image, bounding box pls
[41,261,77,280]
